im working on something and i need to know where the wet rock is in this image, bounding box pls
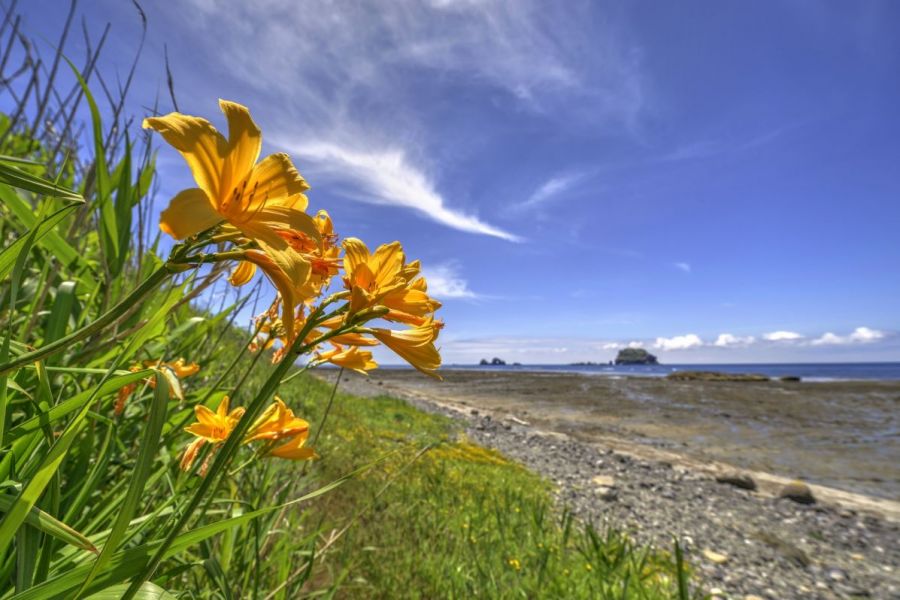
[779,481,816,505]
[715,472,758,491]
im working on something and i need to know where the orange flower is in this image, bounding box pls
[180,397,245,472]
[316,344,378,375]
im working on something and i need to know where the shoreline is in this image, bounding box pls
[336,368,900,501]
[320,370,900,599]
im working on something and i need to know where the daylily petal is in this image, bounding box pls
[372,242,404,288]
[142,113,227,202]
[219,100,261,189]
[194,404,219,427]
[254,206,321,242]
[342,238,370,274]
[216,397,232,419]
[180,438,206,471]
[382,288,441,316]
[229,260,256,287]
[244,249,301,342]
[268,430,316,460]
[159,188,221,240]
[372,323,442,379]
[240,153,310,214]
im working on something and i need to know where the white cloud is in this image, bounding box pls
[810,332,843,346]
[515,171,591,210]
[811,326,886,346]
[290,142,520,241]
[627,340,644,349]
[763,330,804,341]
[674,262,691,273]
[653,334,703,351]
[714,333,755,347]
[169,0,642,239]
[601,342,621,350]
[421,263,478,299]
[849,326,885,342]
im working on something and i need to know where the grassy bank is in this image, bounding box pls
[276,372,699,598]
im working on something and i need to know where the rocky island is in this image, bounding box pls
[614,348,659,365]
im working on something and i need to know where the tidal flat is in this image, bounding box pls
[341,369,900,500]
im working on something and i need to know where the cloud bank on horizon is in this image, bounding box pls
[17,0,899,364]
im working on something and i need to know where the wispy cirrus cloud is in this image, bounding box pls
[174,0,642,240]
[673,261,691,273]
[287,141,521,241]
[514,170,592,211]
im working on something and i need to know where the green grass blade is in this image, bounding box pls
[0,495,97,554]
[0,190,81,276]
[11,464,372,600]
[83,582,177,600]
[0,162,84,203]
[44,281,77,345]
[2,369,152,447]
[64,57,117,261]
[75,371,170,597]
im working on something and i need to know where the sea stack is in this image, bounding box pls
[614,348,659,365]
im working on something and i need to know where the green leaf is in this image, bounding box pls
[0,494,97,554]
[12,464,370,600]
[0,201,79,281]
[2,369,152,447]
[0,161,84,203]
[65,57,117,262]
[83,582,177,600]
[0,184,81,269]
[75,371,170,595]
[44,281,78,345]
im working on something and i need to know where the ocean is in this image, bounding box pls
[443,362,900,381]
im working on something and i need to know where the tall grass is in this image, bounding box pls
[0,4,702,598]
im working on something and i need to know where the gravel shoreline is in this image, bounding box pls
[328,372,900,600]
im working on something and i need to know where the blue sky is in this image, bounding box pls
[13,0,900,363]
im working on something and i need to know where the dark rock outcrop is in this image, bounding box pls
[479,357,507,366]
[614,348,658,365]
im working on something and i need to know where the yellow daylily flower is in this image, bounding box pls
[181,396,245,472]
[371,319,442,379]
[143,100,320,297]
[267,428,317,461]
[342,238,441,319]
[317,344,378,375]
[243,397,309,444]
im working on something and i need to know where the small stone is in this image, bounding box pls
[709,587,725,597]
[779,481,816,505]
[715,472,758,491]
[595,486,618,501]
[703,549,729,564]
[744,595,765,600]
[850,553,865,561]
[826,568,847,583]
[591,475,616,487]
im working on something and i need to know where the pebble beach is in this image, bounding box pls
[324,369,900,599]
